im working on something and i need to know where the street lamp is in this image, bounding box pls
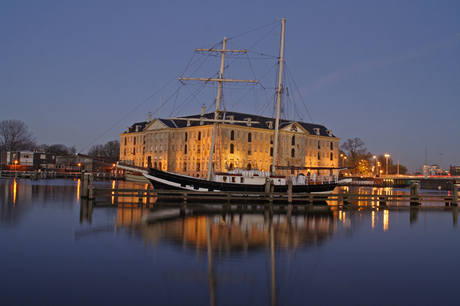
[384,154,390,175]
[373,156,377,176]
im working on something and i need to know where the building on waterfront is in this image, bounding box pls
[119,110,340,177]
[0,151,56,170]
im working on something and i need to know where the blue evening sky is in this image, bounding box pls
[1,1,459,172]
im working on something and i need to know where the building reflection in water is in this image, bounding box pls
[113,205,336,306]
[113,205,336,253]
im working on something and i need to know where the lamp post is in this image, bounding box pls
[385,154,390,175]
[373,156,377,176]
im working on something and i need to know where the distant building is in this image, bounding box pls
[119,111,340,177]
[450,166,460,176]
[1,151,56,170]
[55,154,119,174]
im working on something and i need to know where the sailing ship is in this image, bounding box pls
[142,18,341,195]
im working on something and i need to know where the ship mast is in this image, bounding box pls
[271,17,286,175]
[208,37,227,181]
[176,38,258,181]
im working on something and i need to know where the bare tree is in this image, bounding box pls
[0,119,36,151]
[87,144,106,156]
[340,137,370,172]
[104,140,120,158]
[88,140,119,158]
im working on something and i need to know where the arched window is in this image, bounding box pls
[230,144,234,154]
[247,163,252,170]
[291,148,295,157]
[230,130,235,140]
[248,133,252,142]
[292,135,295,146]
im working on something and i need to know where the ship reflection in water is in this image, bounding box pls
[117,207,335,251]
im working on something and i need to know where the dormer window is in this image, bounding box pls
[267,121,273,129]
[327,130,333,137]
[200,117,205,125]
[187,120,191,127]
[228,116,234,124]
[314,128,320,135]
[127,127,132,133]
[244,118,252,126]
[135,125,140,132]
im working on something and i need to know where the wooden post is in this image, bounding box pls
[379,190,387,206]
[410,182,420,206]
[88,174,94,199]
[288,180,293,204]
[453,184,459,206]
[81,173,88,198]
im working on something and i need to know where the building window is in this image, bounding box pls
[318,152,321,160]
[185,132,188,141]
[291,148,295,157]
[270,147,273,157]
[292,136,295,146]
[184,144,188,154]
[196,162,200,172]
[330,153,333,161]
[318,142,321,149]
[198,131,201,141]
[230,130,234,140]
[248,132,252,142]
[183,162,187,171]
[230,144,234,154]
[248,145,252,155]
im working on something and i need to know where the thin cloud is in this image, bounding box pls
[303,33,460,93]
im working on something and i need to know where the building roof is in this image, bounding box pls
[124,111,336,138]
[122,121,149,134]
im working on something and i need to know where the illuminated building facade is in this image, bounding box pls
[119,111,340,177]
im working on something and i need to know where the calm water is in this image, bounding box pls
[1,178,459,306]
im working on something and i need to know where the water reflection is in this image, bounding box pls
[2,179,460,305]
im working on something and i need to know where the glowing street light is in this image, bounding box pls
[384,154,390,175]
[373,156,377,176]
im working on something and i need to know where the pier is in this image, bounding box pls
[78,173,459,207]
